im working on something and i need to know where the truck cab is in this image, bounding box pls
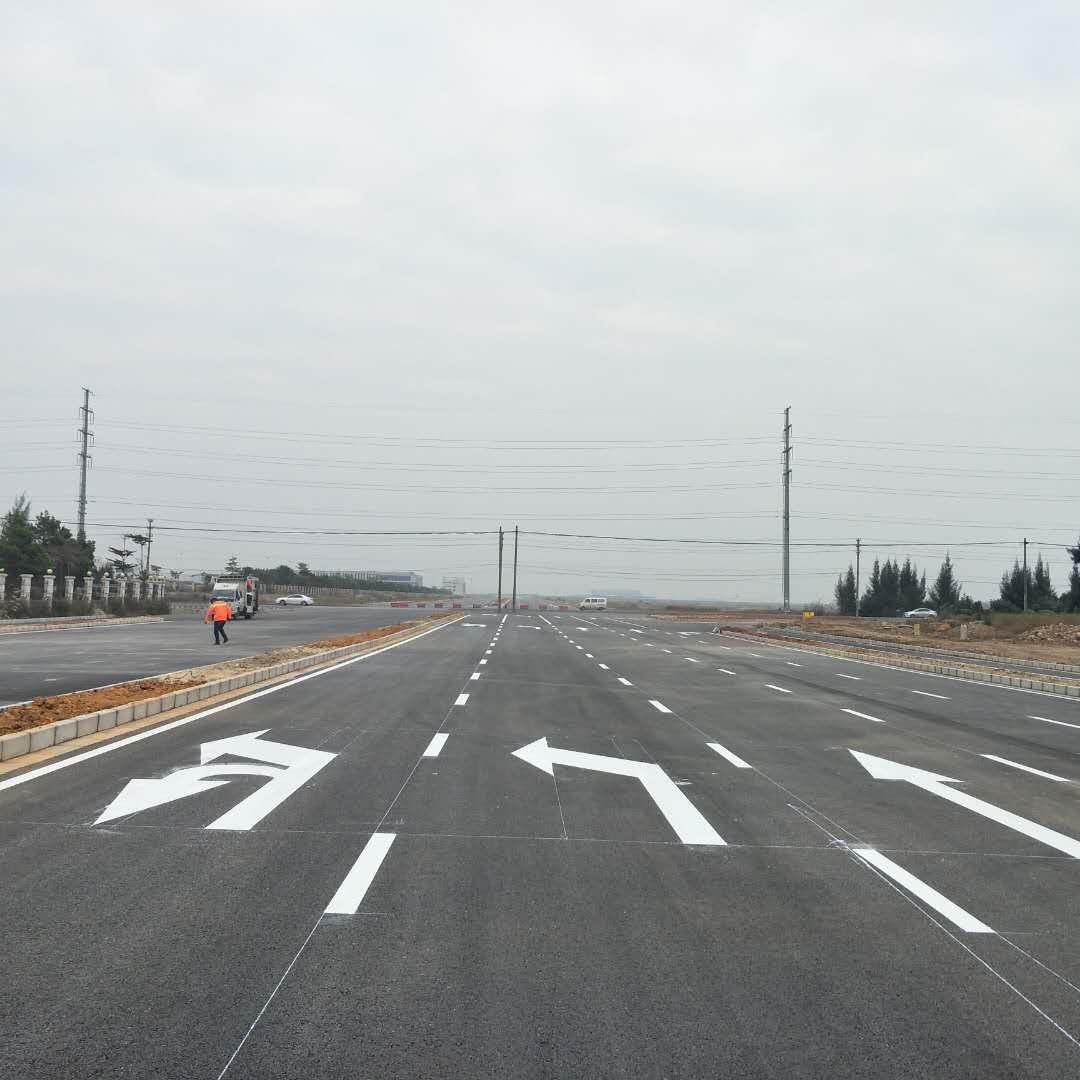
[210,576,260,619]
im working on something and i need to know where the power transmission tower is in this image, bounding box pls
[497,527,504,610]
[511,526,519,611]
[76,387,94,541]
[781,406,792,611]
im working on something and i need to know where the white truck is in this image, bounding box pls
[209,575,260,619]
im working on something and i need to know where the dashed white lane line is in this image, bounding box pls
[470,672,481,680]
[455,693,470,706]
[765,684,792,694]
[649,700,672,714]
[843,708,885,723]
[684,657,701,663]
[645,643,655,647]
[324,832,397,915]
[707,742,751,768]
[836,673,861,681]
[981,754,1071,782]
[479,659,488,665]
[485,649,493,655]
[748,653,764,658]
[585,653,594,658]
[910,689,950,700]
[786,662,802,668]
[422,733,450,758]
[575,645,584,650]
[718,668,736,676]
[617,677,633,686]
[598,663,610,670]
[1030,714,1080,731]
[853,848,993,934]
[662,649,673,654]
[715,645,732,651]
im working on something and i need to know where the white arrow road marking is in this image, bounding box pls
[981,755,1071,782]
[325,832,396,914]
[854,848,994,934]
[97,730,337,830]
[423,733,449,758]
[1030,714,1080,731]
[843,708,885,723]
[707,742,751,768]
[910,689,950,700]
[512,737,724,845]
[850,750,1080,859]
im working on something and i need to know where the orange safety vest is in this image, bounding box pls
[205,600,232,623]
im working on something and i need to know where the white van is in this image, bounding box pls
[579,596,608,611]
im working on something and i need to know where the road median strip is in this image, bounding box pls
[0,615,459,768]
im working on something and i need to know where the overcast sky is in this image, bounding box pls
[3,3,1078,602]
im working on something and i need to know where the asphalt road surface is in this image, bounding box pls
[3,612,1080,1077]
[0,605,429,705]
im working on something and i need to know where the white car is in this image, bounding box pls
[276,594,314,606]
[903,607,936,619]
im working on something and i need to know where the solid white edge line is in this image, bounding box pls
[0,616,464,796]
[422,732,450,758]
[843,708,885,723]
[854,848,994,933]
[649,700,672,714]
[455,693,470,706]
[981,754,1071,782]
[707,742,751,768]
[325,832,397,914]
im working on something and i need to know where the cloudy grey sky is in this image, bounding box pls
[3,2,1078,601]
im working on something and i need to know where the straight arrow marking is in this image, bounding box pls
[850,750,1080,859]
[512,737,724,845]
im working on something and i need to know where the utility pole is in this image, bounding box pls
[1023,537,1028,613]
[145,518,154,577]
[76,387,94,542]
[855,538,861,618]
[511,526,519,612]
[497,527,504,611]
[781,406,792,611]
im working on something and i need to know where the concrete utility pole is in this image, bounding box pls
[511,526,519,612]
[781,406,792,611]
[76,387,94,542]
[497,527,504,611]
[1023,537,1028,613]
[145,518,154,577]
[855,538,861,618]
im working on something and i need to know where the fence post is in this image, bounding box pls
[132,578,142,602]
[0,570,6,606]
[43,571,55,612]
[101,574,112,606]
[20,573,32,601]
[64,575,76,603]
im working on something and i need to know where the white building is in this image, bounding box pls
[442,576,467,595]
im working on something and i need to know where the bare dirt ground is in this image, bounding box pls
[0,616,450,737]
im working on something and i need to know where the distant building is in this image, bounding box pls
[318,570,423,588]
[442,576,467,595]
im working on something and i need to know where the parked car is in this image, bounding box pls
[276,594,314,606]
[903,607,937,619]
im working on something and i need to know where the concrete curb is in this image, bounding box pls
[0,618,457,764]
[0,615,165,635]
[729,631,1080,700]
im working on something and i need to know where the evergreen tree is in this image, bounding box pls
[0,495,47,576]
[1062,538,1080,613]
[928,553,962,611]
[297,562,312,577]
[224,555,241,574]
[835,565,857,615]
[860,560,882,616]
[897,558,926,612]
[997,559,1029,612]
[1031,554,1056,610]
[879,559,901,616]
[32,511,94,580]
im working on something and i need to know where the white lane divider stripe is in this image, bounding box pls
[836,673,861,681]
[455,693,470,706]
[684,657,701,663]
[787,662,802,667]
[718,668,736,675]
[707,742,751,768]
[854,848,993,934]
[715,645,732,651]
[479,659,488,665]
[1030,714,1080,731]
[617,677,633,686]
[843,708,885,723]
[585,653,593,658]
[649,700,672,714]
[662,649,672,654]
[910,690,950,700]
[765,684,792,694]
[598,663,610,670]
[981,754,1071,782]
[470,672,481,680]
[324,832,396,915]
[422,733,450,758]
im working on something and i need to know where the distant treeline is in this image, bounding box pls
[221,559,448,595]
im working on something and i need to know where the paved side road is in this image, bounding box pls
[0,606,428,705]
[2,612,1080,1077]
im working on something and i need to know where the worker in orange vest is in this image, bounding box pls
[204,597,232,645]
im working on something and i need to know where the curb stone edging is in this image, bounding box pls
[0,620,454,764]
[0,615,165,635]
[728,631,1080,701]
